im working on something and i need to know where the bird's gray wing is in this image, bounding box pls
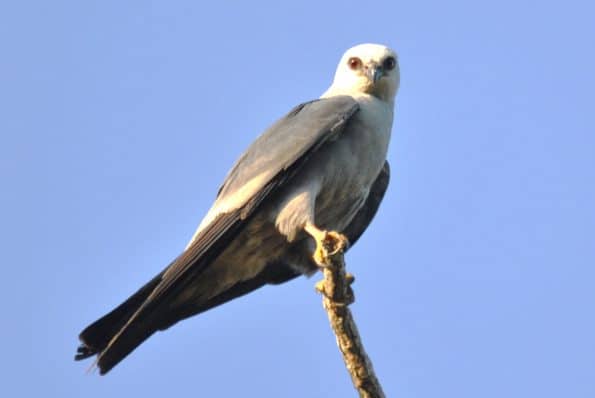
[91,96,359,372]
[216,96,356,202]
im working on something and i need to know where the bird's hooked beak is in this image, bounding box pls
[365,63,383,84]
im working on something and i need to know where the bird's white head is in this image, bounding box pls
[323,43,400,104]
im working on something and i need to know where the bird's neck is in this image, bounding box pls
[320,88,395,108]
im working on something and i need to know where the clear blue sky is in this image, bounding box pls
[1,1,594,397]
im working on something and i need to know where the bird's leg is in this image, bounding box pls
[304,222,349,266]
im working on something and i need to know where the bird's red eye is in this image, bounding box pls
[347,57,362,70]
[383,56,396,71]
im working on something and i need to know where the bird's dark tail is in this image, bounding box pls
[75,260,300,375]
[75,271,165,373]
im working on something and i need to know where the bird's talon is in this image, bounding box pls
[322,231,349,255]
[313,246,328,267]
[311,230,349,266]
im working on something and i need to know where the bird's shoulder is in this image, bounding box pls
[215,95,360,202]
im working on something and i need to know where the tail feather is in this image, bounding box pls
[75,271,164,361]
[94,319,157,374]
[75,261,300,374]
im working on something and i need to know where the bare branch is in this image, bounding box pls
[315,247,386,398]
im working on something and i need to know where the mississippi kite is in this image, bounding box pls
[75,43,400,374]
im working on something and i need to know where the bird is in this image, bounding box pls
[75,43,400,375]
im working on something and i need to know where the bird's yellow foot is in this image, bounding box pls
[304,222,349,266]
[314,231,349,266]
